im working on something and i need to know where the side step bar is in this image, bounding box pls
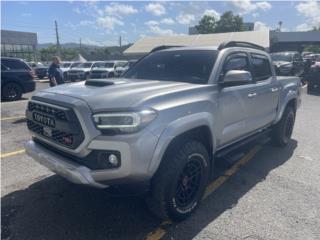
[215,129,271,159]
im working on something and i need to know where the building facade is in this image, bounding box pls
[1,30,38,61]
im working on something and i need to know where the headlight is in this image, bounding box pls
[280,64,292,69]
[92,109,157,133]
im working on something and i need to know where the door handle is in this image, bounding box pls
[271,87,279,92]
[248,92,257,98]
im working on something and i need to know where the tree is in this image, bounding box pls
[304,45,320,53]
[214,11,245,33]
[195,11,245,34]
[195,15,217,34]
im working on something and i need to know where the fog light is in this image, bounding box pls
[108,154,119,166]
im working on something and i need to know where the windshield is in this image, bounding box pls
[77,62,93,68]
[271,53,293,62]
[92,62,115,68]
[62,63,71,68]
[123,50,217,84]
[70,62,81,68]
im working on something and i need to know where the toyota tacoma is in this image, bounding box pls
[25,42,301,221]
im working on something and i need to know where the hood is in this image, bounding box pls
[90,68,114,72]
[39,78,206,111]
[69,68,91,72]
[273,61,291,67]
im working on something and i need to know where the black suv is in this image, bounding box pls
[271,51,304,76]
[1,57,36,101]
[27,62,48,79]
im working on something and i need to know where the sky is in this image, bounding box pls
[1,1,320,46]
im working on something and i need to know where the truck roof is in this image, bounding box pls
[153,41,267,54]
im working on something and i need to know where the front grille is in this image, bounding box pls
[27,120,74,147]
[68,71,83,75]
[91,71,105,74]
[28,102,67,121]
[27,101,84,149]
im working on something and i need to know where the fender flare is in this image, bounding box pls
[147,112,216,175]
[275,90,298,123]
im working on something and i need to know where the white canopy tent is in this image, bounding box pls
[124,30,270,56]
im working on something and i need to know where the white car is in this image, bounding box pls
[90,61,128,78]
[60,62,81,80]
[67,62,96,81]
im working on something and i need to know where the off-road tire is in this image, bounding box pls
[147,141,210,221]
[1,83,23,101]
[272,106,295,147]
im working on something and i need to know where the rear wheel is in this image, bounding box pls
[147,141,209,221]
[272,106,295,147]
[2,83,23,101]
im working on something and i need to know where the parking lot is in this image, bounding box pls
[1,81,320,240]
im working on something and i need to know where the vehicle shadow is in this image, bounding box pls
[1,140,297,240]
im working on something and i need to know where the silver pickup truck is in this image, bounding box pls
[25,41,301,221]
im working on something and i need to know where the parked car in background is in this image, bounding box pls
[27,62,48,79]
[304,53,320,65]
[306,62,320,95]
[310,54,320,67]
[90,60,128,79]
[60,62,81,80]
[114,59,137,77]
[1,57,36,101]
[271,51,304,77]
[67,62,95,81]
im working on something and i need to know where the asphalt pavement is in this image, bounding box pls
[1,82,319,240]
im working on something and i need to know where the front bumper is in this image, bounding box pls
[25,140,108,188]
[26,125,159,188]
[68,72,85,80]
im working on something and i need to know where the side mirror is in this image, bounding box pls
[222,70,253,85]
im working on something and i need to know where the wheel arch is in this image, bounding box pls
[1,80,24,92]
[148,113,216,176]
[275,95,298,123]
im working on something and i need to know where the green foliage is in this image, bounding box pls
[38,44,132,62]
[311,26,320,31]
[195,11,245,34]
[195,15,217,34]
[304,45,320,53]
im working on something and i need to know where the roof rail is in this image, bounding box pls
[150,45,184,53]
[218,41,265,51]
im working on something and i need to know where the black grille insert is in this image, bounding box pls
[27,101,84,149]
[28,102,67,121]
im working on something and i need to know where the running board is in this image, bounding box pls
[215,129,271,159]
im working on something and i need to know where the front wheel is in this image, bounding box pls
[147,141,210,221]
[272,106,295,147]
[2,83,23,101]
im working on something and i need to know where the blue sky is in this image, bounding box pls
[2,1,320,46]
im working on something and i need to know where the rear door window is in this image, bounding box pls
[251,54,272,81]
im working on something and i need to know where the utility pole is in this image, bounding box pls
[278,21,283,32]
[119,35,122,47]
[55,20,61,56]
[79,38,82,53]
